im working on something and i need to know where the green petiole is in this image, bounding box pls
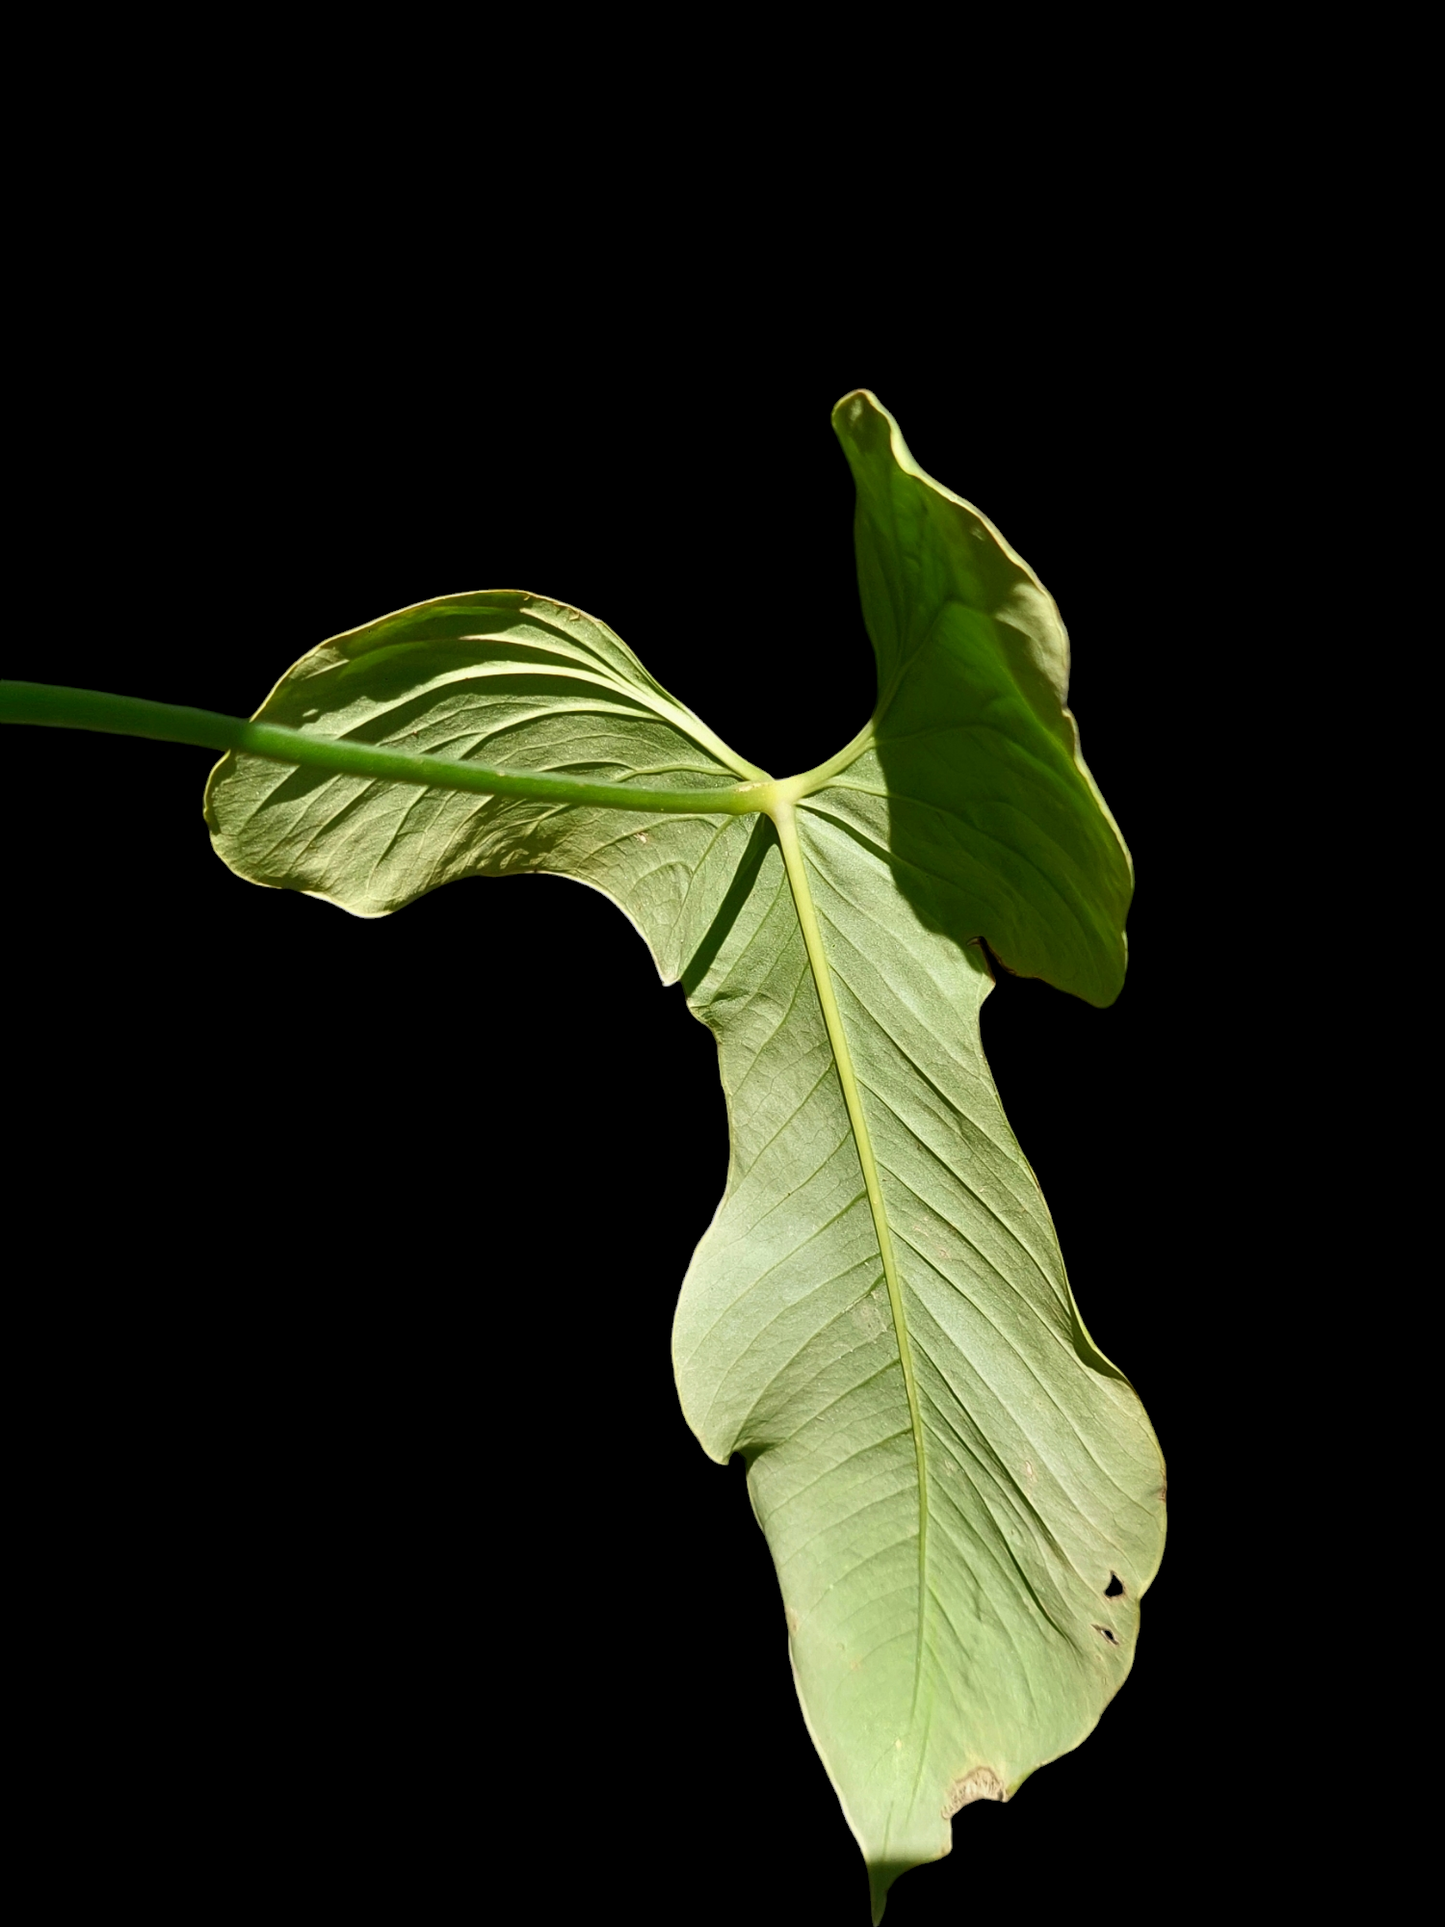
[0,681,774,818]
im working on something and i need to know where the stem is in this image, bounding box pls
[0,682,770,818]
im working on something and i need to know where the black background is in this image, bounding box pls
[7,213,1265,1918]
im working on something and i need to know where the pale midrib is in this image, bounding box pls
[770,797,930,1712]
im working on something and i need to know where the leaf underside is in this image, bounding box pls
[205,392,1164,1919]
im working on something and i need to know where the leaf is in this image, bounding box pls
[204,392,1165,1919]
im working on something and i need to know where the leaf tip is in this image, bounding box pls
[830,387,892,446]
[866,1855,921,1924]
[867,1864,893,1924]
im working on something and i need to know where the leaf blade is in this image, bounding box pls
[202,400,1164,1920]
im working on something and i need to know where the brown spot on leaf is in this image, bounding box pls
[942,1767,1006,1818]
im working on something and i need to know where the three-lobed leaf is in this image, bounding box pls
[204,391,1165,1919]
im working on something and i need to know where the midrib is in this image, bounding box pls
[771,798,930,1705]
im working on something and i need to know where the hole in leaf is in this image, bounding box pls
[1104,1573,1124,1598]
[1093,1625,1120,1646]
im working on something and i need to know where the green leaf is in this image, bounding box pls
[204,392,1165,1920]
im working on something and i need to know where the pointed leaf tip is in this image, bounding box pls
[868,1858,912,1923]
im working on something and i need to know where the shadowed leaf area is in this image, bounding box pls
[204,391,1165,1920]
